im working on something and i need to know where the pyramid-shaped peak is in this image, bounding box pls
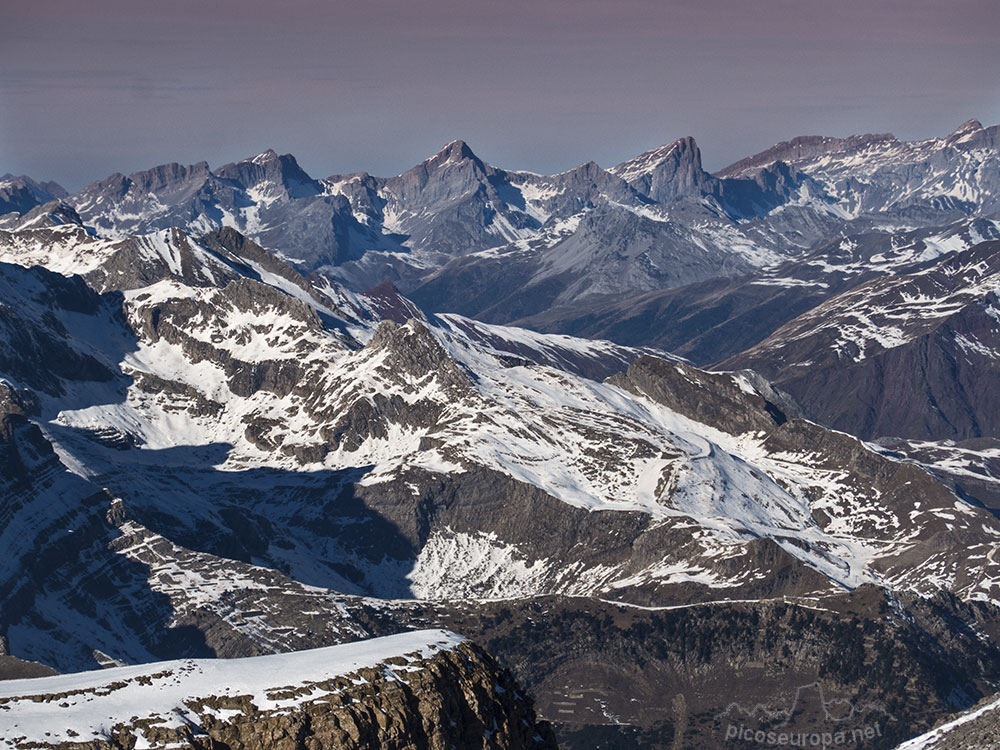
[434,139,480,164]
[251,149,280,164]
[949,119,984,137]
[559,161,613,183]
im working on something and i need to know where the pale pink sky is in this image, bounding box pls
[2,0,998,190]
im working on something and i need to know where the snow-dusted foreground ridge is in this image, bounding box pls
[894,693,1000,749]
[0,629,555,750]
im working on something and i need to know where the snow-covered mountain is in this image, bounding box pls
[722,237,1000,442]
[514,216,1000,362]
[2,221,998,609]
[4,120,1000,748]
[2,214,1000,747]
[718,119,1000,217]
[18,119,990,336]
[407,120,1000,322]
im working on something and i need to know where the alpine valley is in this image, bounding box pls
[2,120,1000,749]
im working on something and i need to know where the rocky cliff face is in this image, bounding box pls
[610,136,712,203]
[352,588,1000,750]
[0,631,557,750]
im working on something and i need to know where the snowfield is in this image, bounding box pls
[0,630,464,749]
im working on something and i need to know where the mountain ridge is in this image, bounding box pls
[3,120,1000,748]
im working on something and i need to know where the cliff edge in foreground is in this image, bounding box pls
[0,629,556,750]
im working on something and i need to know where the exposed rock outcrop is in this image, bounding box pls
[0,631,556,750]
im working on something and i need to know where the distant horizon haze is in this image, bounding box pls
[2,0,998,191]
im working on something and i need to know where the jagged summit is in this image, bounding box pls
[613,135,699,168]
[610,135,709,202]
[214,149,320,198]
[611,136,702,178]
[18,117,997,327]
[128,161,212,193]
[3,118,1000,750]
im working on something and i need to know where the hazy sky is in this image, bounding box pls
[3,0,999,191]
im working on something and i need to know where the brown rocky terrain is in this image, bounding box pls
[348,589,1000,750]
[0,633,556,750]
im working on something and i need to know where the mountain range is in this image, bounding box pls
[2,120,1000,748]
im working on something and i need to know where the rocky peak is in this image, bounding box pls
[0,175,69,216]
[16,199,84,228]
[945,118,997,149]
[613,136,702,171]
[949,118,984,138]
[379,139,500,225]
[652,135,701,167]
[611,135,711,203]
[433,138,481,165]
[67,160,215,212]
[565,160,604,181]
[213,150,321,199]
[406,139,489,182]
[367,318,470,392]
[544,160,640,211]
[127,160,212,194]
[252,148,279,163]
[369,318,447,365]
[361,279,424,324]
[0,174,68,200]
[74,171,130,204]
